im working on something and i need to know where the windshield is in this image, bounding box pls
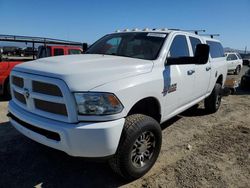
[86,32,167,60]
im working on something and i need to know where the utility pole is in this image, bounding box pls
[245,46,247,54]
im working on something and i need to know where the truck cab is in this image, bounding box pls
[37,45,83,59]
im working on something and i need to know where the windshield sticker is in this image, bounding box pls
[147,33,167,38]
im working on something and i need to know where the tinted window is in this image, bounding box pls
[189,37,201,55]
[206,41,224,58]
[227,54,237,61]
[86,32,167,60]
[68,49,82,54]
[169,35,189,57]
[37,46,51,59]
[104,37,122,55]
[54,48,64,56]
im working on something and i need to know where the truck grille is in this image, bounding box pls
[33,81,62,96]
[10,71,77,123]
[12,76,24,88]
[34,99,67,116]
[13,90,26,104]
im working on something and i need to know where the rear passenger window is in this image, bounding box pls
[169,35,190,57]
[54,48,64,56]
[189,37,201,55]
[206,41,224,58]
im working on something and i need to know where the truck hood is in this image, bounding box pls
[14,54,153,91]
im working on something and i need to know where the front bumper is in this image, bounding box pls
[8,100,125,157]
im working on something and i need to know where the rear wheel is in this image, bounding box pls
[109,114,162,180]
[204,83,222,113]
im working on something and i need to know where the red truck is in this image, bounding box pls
[0,46,83,97]
[0,60,22,96]
[37,45,83,58]
[0,34,86,97]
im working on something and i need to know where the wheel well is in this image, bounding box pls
[216,75,223,85]
[127,97,161,123]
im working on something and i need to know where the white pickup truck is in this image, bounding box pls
[8,29,227,180]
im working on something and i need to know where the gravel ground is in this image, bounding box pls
[0,66,249,188]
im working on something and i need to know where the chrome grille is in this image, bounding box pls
[10,71,77,123]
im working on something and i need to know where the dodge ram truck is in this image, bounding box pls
[8,29,227,180]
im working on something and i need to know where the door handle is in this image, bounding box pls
[187,70,195,75]
[206,67,211,71]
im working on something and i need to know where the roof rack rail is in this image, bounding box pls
[0,34,83,46]
[0,34,84,59]
[200,34,220,39]
[168,29,206,35]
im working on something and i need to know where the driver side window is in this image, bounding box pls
[168,35,190,58]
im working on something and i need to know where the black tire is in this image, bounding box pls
[234,66,240,75]
[240,77,246,90]
[230,88,236,95]
[204,83,222,113]
[109,114,162,180]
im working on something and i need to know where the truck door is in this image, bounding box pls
[188,36,211,98]
[163,35,195,117]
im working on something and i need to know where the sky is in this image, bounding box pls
[0,0,250,50]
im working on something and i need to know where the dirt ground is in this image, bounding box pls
[0,66,249,188]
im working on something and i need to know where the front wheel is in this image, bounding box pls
[204,83,222,113]
[109,114,162,180]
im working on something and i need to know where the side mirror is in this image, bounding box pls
[82,43,88,52]
[166,44,210,65]
[195,44,210,64]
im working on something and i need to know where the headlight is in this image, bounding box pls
[74,92,123,115]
